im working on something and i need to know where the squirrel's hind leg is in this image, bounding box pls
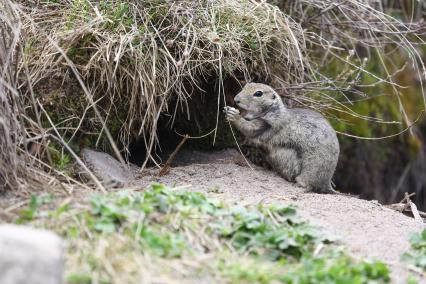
[267,148,301,182]
[294,153,337,194]
[295,167,336,194]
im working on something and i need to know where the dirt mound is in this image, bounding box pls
[129,149,425,283]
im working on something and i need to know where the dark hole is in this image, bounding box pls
[127,76,243,167]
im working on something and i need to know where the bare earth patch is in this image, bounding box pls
[2,149,425,283]
[130,149,425,283]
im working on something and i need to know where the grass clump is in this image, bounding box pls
[0,0,29,192]
[19,0,306,158]
[17,184,390,283]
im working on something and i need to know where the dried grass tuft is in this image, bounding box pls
[0,0,26,192]
[18,0,307,164]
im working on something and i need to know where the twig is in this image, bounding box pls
[406,193,423,223]
[158,134,189,177]
[400,192,416,204]
[410,202,423,223]
[38,101,107,193]
[386,192,425,223]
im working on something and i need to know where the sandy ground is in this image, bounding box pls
[126,149,426,284]
[2,148,425,283]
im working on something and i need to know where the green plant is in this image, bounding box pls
[48,143,72,171]
[401,229,426,269]
[406,275,419,284]
[16,193,54,223]
[16,184,390,283]
[212,205,328,260]
[218,251,390,284]
[281,252,390,284]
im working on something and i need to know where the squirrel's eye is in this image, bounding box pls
[253,91,263,97]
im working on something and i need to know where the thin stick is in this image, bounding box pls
[38,101,106,193]
[17,147,91,191]
[400,192,416,204]
[405,193,423,223]
[158,134,189,177]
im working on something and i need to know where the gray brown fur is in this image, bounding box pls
[224,83,339,193]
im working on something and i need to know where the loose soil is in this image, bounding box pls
[132,149,426,284]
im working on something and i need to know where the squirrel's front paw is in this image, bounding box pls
[223,106,240,122]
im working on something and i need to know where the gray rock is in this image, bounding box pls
[0,225,64,284]
[81,148,134,187]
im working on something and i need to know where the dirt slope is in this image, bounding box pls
[128,149,425,283]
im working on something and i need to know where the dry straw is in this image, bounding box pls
[0,0,25,192]
[18,0,307,163]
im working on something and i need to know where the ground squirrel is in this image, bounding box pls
[224,83,340,194]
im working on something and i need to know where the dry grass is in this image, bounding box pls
[18,0,307,164]
[0,0,26,191]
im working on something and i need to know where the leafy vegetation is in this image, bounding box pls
[17,184,390,283]
[219,251,389,284]
[16,193,54,223]
[402,229,426,270]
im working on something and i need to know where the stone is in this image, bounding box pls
[0,225,64,284]
[81,148,134,187]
